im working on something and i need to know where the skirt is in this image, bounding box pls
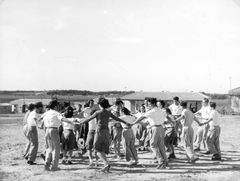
[62,129,76,151]
[94,128,110,154]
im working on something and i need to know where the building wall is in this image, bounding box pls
[0,106,12,114]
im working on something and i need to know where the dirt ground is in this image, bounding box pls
[0,115,240,181]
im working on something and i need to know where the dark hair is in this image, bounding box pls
[115,98,123,106]
[159,100,165,108]
[144,97,150,101]
[35,102,43,109]
[98,98,110,109]
[166,108,172,115]
[210,102,216,109]
[147,98,157,106]
[173,96,179,101]
[203,98,209,103]
[63,101,70,108]
[48,100,59,109]
[121,107,131,115]
[28,104,35,111]
[65,106,74,118]
[180,101,187,108]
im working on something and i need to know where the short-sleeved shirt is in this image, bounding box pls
[62,118,79,130]
[198,106,211,119]
[27,110,41,127]
[143,107,167,126]
[209,110,220,127]
[169,104,182,116]
[42,109,63,128]
[119,115,136,129]
[181,109,194,127]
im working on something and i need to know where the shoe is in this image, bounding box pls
[62,159,67,164]
[100,164,110,172]
[59,153,63,159]
[211,154,221,161]
[51,167,61,171]
[188,157,199,163]
[194,148,200,151]
[88,162,94,167]
[203,151,211,155]
[44,165,50,171]
[168,154,176,159]
[129,160,138,166]
[27,161,37,165]
[67,160,72,164]
[156,163,166,169]
[40,153,45,161]
[23,155,28,160]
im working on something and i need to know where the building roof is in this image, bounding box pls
[121,91,207,101]
[10,99,52,105]
[0,103,12,106]
[228,87,240,96]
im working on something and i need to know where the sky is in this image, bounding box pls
[0,0,240,93]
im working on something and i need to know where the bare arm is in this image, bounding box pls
[193,115,202,126]
[77,112,98,124]
[110,113,129,125]
[175,115,184,122]
[133,116,146,125]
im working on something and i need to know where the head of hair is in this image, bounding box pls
[147,97,157,106]
[203,98,209,103]
[180,101,187,108]
[166,108,172,115]
[48,100,59,109]
[98,98,110,109]
[121,107,131,115]
[173,96,179,102]
[144,97,150,101]
[159,100,165,108]
[210,102,216,109]
[64,106,74,118]
[115,98,123,106]
[28,104,35,111]
[35,102,43,109]
[63,101,70,108]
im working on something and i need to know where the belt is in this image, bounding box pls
[151,125,161,128]
[46,127,58,129]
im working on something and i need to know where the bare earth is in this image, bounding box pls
[0,115,240,181]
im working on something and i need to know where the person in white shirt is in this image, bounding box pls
[120,107,138,165]
[176,101,201,163]
[201,102,221,160]
[133,98,168,169]
[168,96,183,146]
[61,106,79,165]
[25,102,43,165]
[194,98,211,151]
[39,100,75,171]
[23,104,35,161]
[85,109,98,167]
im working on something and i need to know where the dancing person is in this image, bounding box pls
[201,102,221,160]
[39,100,75,171]
[164,108,177,159]
[23,103,35,160]
[176,101,201,163]
[76,98,130,172]
[120,107,138,166]
[194,98,211,151]
[169,96,182,146]
[25,102,43,165]
[133,98,168,169]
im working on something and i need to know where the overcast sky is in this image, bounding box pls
[0,0,240,93]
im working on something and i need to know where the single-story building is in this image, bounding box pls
[121,91,208,113]
[228,87,240,113]
[0,103,12,114]
[10,99,52,113]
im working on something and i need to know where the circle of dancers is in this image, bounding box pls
[22,96,222,172]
